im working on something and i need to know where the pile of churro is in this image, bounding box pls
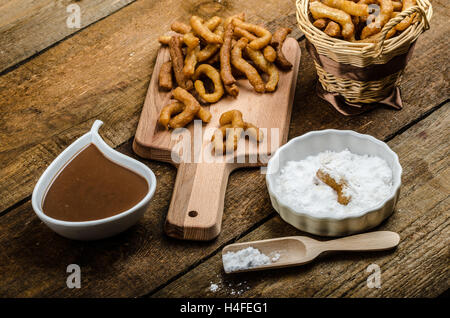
[309,0,417,42]
[157,13,293,131]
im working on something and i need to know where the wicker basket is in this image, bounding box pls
[296,0,432,105]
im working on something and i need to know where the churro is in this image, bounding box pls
[168,87,202,128]
[232,19,272,50]
[324,21,342,37]
[190,16,223,44]
[309,1,355,40]
[171,21,191,34]
[245,46,279,92]
[169,36,193,90]
[316,169,351,205]
[220,22,238,87]
[271,27,293,70]
[263,45,277,63]
[360,0,393,39]
[159,61,173,90]
[193,64,224,103]
[231,38,265,93]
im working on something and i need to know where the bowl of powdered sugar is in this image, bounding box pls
[266,130,402,236]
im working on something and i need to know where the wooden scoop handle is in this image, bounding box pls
[164,162,232,241]
[319,231,400,252]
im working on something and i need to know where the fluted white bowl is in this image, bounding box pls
[266,130,402,236]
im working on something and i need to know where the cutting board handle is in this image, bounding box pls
[164,162,232,241]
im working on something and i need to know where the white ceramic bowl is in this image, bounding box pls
[32,120,157,240]
[266,130,402,236]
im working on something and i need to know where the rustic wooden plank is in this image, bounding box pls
[0,0,298,213]
[0,0,137,73]
[0,0,448,298]
[0,140,276,297]
[0,1,301,297]
[0,0,447,214]
[152,104,450,298]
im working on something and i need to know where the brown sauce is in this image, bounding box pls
[43,144,148,222]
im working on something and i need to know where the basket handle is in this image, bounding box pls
[373,5,429,57]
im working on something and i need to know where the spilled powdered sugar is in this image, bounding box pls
[209,283,219,292]
[274,149,393,218]
[222,247,281,273]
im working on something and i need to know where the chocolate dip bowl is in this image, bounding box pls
[32,120,156,240]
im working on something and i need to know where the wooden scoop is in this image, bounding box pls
[222,231,400,273]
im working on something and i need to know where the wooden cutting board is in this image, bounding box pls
[133,37,301,241]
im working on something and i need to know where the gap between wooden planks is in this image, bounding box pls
[152,104,450,298]
[0,0,137,74]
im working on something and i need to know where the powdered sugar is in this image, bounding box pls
[209,283,219,292]
[222,247,272,273]
[274,149,393,218]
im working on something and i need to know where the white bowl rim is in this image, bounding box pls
[266,129,402,221]
[31,120,157,228]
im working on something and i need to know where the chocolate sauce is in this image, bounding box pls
[43,144,148,222]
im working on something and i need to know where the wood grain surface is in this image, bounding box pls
[0,0,448,297]
[0,0,136,73]
[153,104,450,298]
[0,0,301,213]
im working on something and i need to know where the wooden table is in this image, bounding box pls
[0,0,448,298]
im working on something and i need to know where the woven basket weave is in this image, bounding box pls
[296,0,432,104]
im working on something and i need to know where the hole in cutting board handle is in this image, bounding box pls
[188,210,198,217]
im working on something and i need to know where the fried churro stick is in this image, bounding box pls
[322,0,370,16]
[313,18,329,30]
[243,122,264,142]
[232,19,272,50]
[224,83,239,97]
[159,100,211,129]
[263,45,277,63]
[324,21,342,37]
[197,25,224,62]
[158,35,172,45]
[219,110,245,152]
[310,1,355,40]
[204,16,223,30]
[168,87,202,128]
[220,23,238,87]
[183,45,200,77]
[396,0,417,31]
[271,27,293,70]
[159,61,173,90]
[360,0,394,39]
[169,36,193,90]
[316,169,351,205]
[212,122,263,146]
[190,16,223,44]
[193,64,224,103]
[231,38,265,93]
[212,111,263,153]
[183,32,200,48]
[234,26,257,41]
[245,46,279,92]
[159,100,184,129]
[171,21,191,34]
[183,16,221,49]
